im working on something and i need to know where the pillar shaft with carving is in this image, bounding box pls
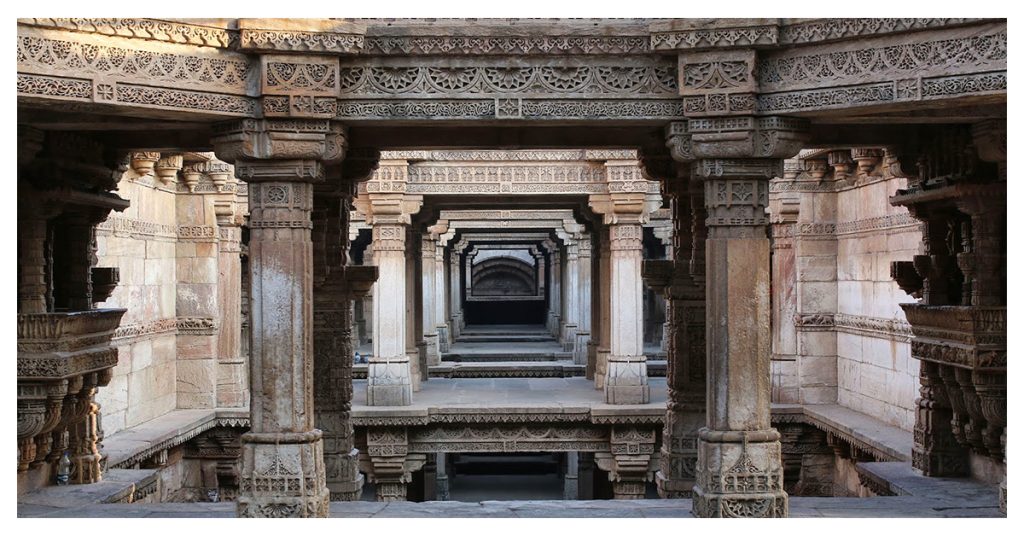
[668,116,808,518]
[213,119,347,518]
[590,159,660,404]
[354,160,424,406]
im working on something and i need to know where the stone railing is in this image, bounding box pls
[17,308,127,489]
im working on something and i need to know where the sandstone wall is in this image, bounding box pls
[94,156,248,436]
[770,156,922,432]
[834,178,920,432]
[95,172,179,435]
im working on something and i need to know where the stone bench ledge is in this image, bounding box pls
[104,408,249,469]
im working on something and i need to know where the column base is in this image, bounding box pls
[366,357,412,406]
[436,325,450,353]
[423,333,440,366]
[375,481,408,502]
[236,431,330,518]
[692,428,788,518]
[573,332,591,366]
[326,448,364,501]
[595,348,610,390]
[612,481,646,500]
[604,355,649,404]
[561,324,578,353]
[656,410,702,498]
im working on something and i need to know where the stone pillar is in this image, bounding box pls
[574,235,593,366]
[406,228,423,388]
[433,227,454,353]
[564,451,580,500]
[212,118,348,518]
[436,452,450,501]
[558,230,580,353]
[212,165,248,409]
[667,116,808,517]
[594,227,612,389]
[647,172,707,499]
[449,245,464,338]
[590,160,659,405]
[420,234,440,365]
[547,247,562,337]
[353,160,423,406]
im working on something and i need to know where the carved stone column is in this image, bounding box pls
[420,233,440,365]
[213,166,248,409]
[646,171,707,499]
[353,160,424,406]
[406,227,423,388]
[212,118,347,518]
[433,226,454,353]
[668,116,808,517]
[449,245,464,339]
[558,229,580,354]
[574,234,594,366]
[594,227,612,389]
[548,246,562,337]
[590,159,660,405]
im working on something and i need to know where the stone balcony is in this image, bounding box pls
[17,308,127,492]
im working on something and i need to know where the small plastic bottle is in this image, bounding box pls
[56,451,72,486]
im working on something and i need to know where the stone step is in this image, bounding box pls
[442,353,570,362]
[432,362,585,378]
[455,335,557,343]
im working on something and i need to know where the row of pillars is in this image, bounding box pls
[211,116,807,517]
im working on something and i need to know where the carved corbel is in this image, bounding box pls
[129,151,161,177]
[827,150,854,185]
[181,162,204,192]
[154,154,183,187]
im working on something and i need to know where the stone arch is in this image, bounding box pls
[471,257,537,296]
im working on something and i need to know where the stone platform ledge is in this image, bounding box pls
[857,462,1002,506]
[772,404,912,462]
[17,496,1005,518]
[17,468,159,517]
[103,408,249,469]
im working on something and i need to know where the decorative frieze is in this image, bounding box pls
[240,29,363,54]
[364,34,650,55]
[111,317,178,341]
[17,34,251,94]
[759,29,1006,92]
[19,18,238,48]
[777,18,983,45]
[651,24,778,50]
[833,313,913,343]
[337,62,677,97]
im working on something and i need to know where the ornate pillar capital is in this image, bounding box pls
[211,118,348,183]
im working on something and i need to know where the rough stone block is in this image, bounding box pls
[796,256,837,282]
[175,242,196,259]
[177,334,217,360]
[798,355,837,387]
[176,359,216,409]
[799,385,838,405]
[837,357,861,392]
[217,362,248,408]
[798,331,836,358]
[797,281,837,313]
[130,338,154,373]
[195,242,217,258]
[146,240,175,260]
[151,334,177,366]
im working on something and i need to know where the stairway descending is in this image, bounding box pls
[439,324,581,378]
